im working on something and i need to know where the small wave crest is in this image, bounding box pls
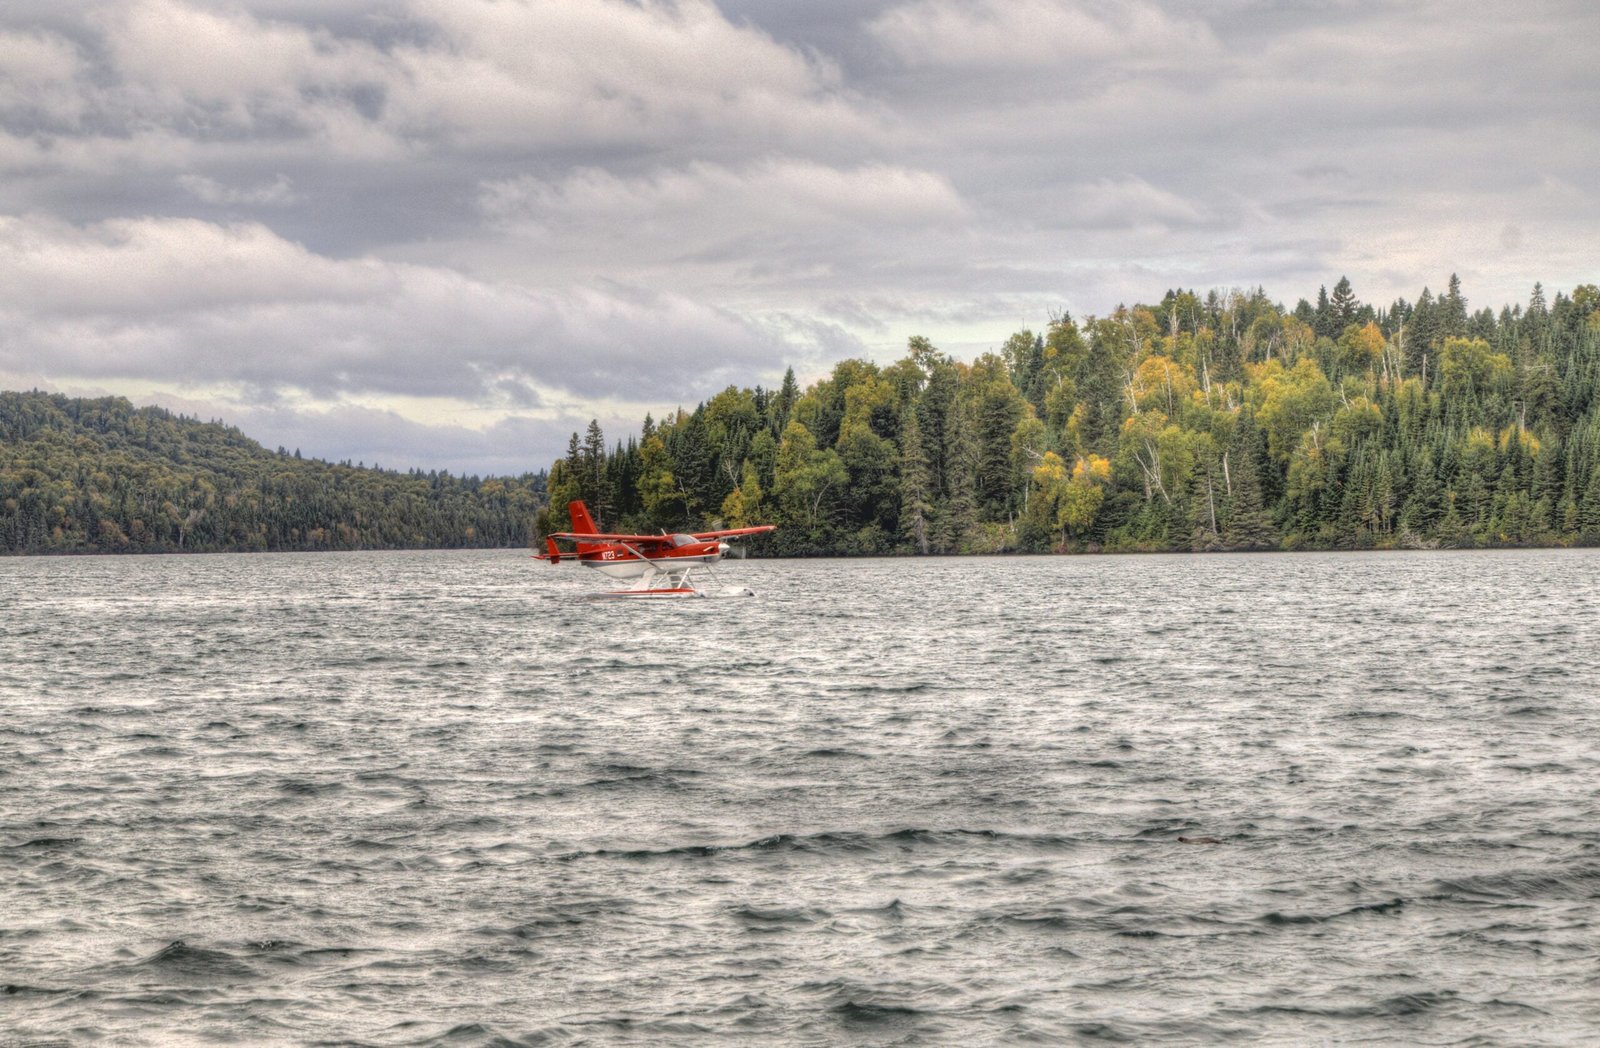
[559,826,1080,862]
[1258,898,1406,925]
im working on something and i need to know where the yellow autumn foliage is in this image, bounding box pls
[1497,426,1541,456]
[1130,355,1197,415]
[1032,451,1067,487]
[1073,454,1111,482]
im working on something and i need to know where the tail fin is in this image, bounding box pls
[567,500,599,535]
[544,537,561,563]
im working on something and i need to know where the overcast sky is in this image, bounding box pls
[1,0,1594,474]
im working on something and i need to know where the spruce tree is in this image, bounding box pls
[898,411,933,554]
[582,419,608,521]
[1409,289,1437,379]
[1222,448,1273,549]
[1330,276,1358,331]
[1580,464,1600,540]
[772,368,799,435]
[940,401,978,553]
[1187,466,1221,551]
[1443,273,1468,339]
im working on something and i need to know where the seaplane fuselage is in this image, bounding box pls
[535,500,775,596]
[577,535,730,579]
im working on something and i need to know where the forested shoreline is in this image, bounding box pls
[542,277,1600,556]
[0,392,546,554]
[8,276,1598,559]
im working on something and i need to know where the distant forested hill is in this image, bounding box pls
[542,277,1600,555]
[0,392,546,554]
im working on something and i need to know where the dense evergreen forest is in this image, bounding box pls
[0,392,546,554]
[542,277,1600,555]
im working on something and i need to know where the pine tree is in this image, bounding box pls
[1443,273,1468,339]
[1459,469,1492,531]
[971,367,1026,517]
[1077,318,1130,453]
[1531,437,1563,532]
[672,411,717,519]
[1187,465,1221,551]
[581,419,608,521]
[1529,282,1548,318]
[898,411,933,554]
[1330,276,1358,331]
[940,401,978,553]
[1580,464,1600,539]
[1222,448,1273,549]
[772,368,799,435]
[917,355,959,498]
[1409,289,1437,379]
[1373,453,1396,534]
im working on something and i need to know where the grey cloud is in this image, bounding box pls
[480,160,966,232]
[0,0,899,254]
[4,0,882,158]
[1049,177,1209,231]
[178,173,298,206]
[0,215,783,403]
[470,158,970,298]
[759,313,873,369]
[1294,164,1351,182]
[869,0,1218,76]
[1,0,1596,474]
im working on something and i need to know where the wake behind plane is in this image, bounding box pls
[536,500,776,598]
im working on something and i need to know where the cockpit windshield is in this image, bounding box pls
[669,533,697,547]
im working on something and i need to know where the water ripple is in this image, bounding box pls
[2,548,1599,1044]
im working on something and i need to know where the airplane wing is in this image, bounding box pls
[546,532,676,543]
[535,524,774,564]
[690,525,778,539]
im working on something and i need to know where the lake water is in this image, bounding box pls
[3,549,1599,1045]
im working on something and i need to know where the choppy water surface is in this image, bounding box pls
[3,550,1599,1046]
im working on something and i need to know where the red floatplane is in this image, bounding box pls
[536,500,776,598]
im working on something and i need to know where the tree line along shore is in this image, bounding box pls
[541,276,1600,556]
[6,276,1597,558]
[0,392,545,554]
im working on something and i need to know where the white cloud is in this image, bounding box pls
[105,0,341,101]
[179,173,299,206]
[0,27,83,86]
[388,0,880,152]
[481,158,967,252]
[1,0,1597,472]
[0,0,900,231]
[0,214,787,403]
[868,0,1216,74]
[49,0,884,160]
[1057,175,1205,230]
[0,28,91,127]
[95,0,391,137]
[0,215,387,315]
